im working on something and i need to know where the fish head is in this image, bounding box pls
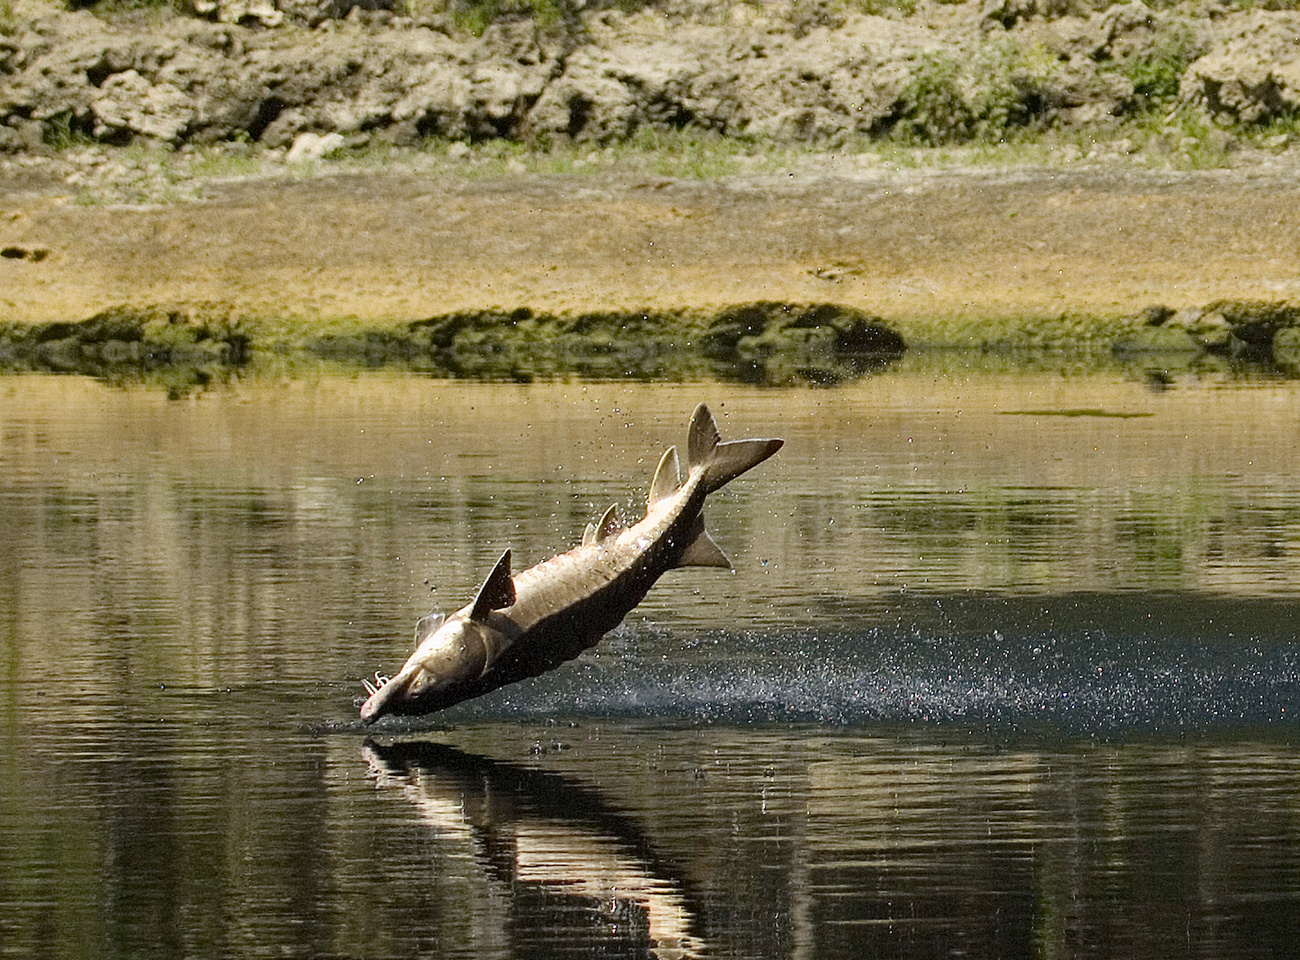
[359,612,496,723]
[361,549,518,724]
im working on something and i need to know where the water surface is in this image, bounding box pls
[2,370,1299,958]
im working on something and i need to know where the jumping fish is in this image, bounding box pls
[359,403,782,722]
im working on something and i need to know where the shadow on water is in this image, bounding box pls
[362,738,708,959]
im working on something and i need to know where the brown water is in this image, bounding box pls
[3,369,1300,959]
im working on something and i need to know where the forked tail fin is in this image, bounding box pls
[687,403,784,495]
[644,404,783,570]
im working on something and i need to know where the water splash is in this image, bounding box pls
[451,619,1300,735]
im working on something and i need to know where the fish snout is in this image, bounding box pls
[360,669,412,724]
[359,685,388,724]
[359,691,384,724]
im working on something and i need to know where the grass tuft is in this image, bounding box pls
[887,43,1063,147]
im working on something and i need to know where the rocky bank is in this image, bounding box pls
[2,0,1300,152]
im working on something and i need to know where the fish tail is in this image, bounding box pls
[687,403,784,495]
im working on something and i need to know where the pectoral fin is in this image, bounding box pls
[413,611,446,647]
[470,549,516,620]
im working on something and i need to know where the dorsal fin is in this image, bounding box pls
[413,611,446,647]
[583,504,627,545]
[469,549,516,620]
[648,446,681,509]
[687,403,722,470]
[595,504,626,542]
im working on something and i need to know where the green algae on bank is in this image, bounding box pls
[0,303,249,369]
[3,298,1300,390]
[0,301,906,385]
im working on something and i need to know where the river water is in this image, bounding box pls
[3,365,1300,959]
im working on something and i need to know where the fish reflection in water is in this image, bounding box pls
[362,740,707,959]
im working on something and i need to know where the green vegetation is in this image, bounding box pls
[393,0,660,32]
[886,44,1065,146]
[1124,20,1202,113]
[76,0,181,20]
[406,0,568,33]
[615,127,765,177]
[60,0,1300,25]
[841,0,919,14]
[391,0,924,30]
[1211,0,1300,8]
[6,298,1300,392]
[1252,108,1300,147]
[184,145,263,180]
[34,104,1295,212]
[41,110,97,150]
[1121,105,1233,167]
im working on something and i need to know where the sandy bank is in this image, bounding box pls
[2,158,1299,331]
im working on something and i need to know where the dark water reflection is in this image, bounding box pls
[3,371,1300,958]
[360,729,1300,960]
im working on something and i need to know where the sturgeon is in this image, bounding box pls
[359,403,782,722]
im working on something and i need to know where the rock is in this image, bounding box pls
[698,302,903,359]
[93,69,194,142]
[0,1,1296,150]
[721,17,924,142]
[1139,304,1178,326]
[386,302,902,383]
[981,0,1112,31]
[284,130,345,162]
[1042,1,1158,61]
[524,23,722,142]
[0,4,941,148]
[834,318,906,357]
[185,0,284,27]
[1181,11,1300,123]
[1162,299,1300,358]
[183,0,399,26]
[2,303,251,376]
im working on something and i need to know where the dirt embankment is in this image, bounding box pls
[3,163,1299,377]
[3,0,1300,381]
[4,160,1300,324]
